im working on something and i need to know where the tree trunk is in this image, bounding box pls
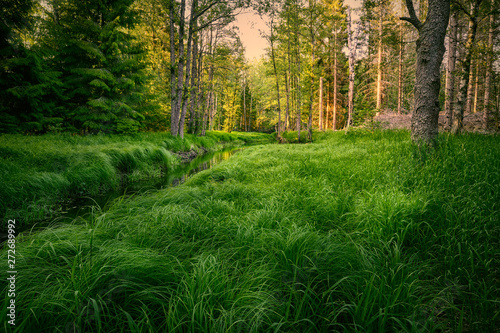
[444,9,458,131]
[168,0,179,136]
[308,0,315,141]
[483,12,494,129]
[452,0,482,134]
[466,62,475,114]
[179,0,199,138]
[285,69,290,131]
[402,0,450,145]
[376,13,383,110]
[297,37,302,142]
[187,32,199,134]
[243,78,247,132]
[319,77,323,131]
[249,93,252,131]
[172,0,187,136]
[473,60,480,113]
[326,80,330,129]
[347,8,359,129]
[398,11,404,115]
[333,24,338,130]
[270,20,282,136]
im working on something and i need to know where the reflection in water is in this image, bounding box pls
[63,147,243,219]
[0,147,244,246]
[168,149,241,188]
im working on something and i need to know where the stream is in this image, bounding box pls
[0,147,244,244]
[61,146,244,221]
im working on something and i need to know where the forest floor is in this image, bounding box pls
[1,129,498,332]
[373,111,498,133]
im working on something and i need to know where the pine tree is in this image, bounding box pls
[0,0,63,133]
[45,0,148,134]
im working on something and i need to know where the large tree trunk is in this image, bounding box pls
[444,9,458,131]
[483,12,495,129]
[402,0,450,145]
[452,0,483,134]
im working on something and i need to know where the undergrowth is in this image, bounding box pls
[1,129,498,332]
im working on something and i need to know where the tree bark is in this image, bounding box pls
[243,77,247,131]
[402,0,450,145]
[333,23,338,130]
[270,19,282,136]
[452,0,483,134]
[187,30,199,134]
[483,12,495,129]
[473,60,480,113]
[347,8,359,129]
[398,11,404,115]
[308,0,315,141]
[169,0,179,136]
[319,77,323,131]
[376,12,383,110]
[173,0,187,136]
[444,8,458,131]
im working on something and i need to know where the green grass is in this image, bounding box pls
[1,129,499,332]
[0,131,273,229]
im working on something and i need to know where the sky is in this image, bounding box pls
[234,0,363,61]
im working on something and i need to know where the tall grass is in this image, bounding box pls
[1,129,498,332]
[0,131,273,229]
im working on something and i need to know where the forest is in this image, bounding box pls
[1,0,499,137]
[1,0,499,332]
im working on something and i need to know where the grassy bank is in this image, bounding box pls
[1,130,499,332]
[0,131,273,228]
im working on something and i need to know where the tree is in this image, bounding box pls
[452,0,484,134]
[0,0,63,133]
[347,8,359,129]
[482,6,496,129]
[45,0,147,134]
[444,6,459,131]
[401,0,450,145]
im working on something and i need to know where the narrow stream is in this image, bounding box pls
[0,147,243,244]
[62,146,244,220]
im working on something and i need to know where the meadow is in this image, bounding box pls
[0,131,272,229]
[1,129,499,332]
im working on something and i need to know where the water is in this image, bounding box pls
[0,147,243,244]
[63,147,244,219]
